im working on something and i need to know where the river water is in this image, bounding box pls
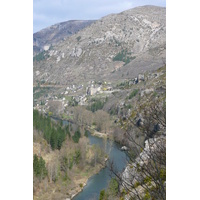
[72,134,127,200]
[50,117,127,200]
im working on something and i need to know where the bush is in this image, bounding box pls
[72,130,81,143]
[113,49,136,65]
[87,99,105,112]
[84,129,91,137]
[99,190,106,200]
[109,107,118,115]
[76,36,81,41]
[68,97,78,106]
[33,51,49,62]
[125,104,132,109]
[107,178,119,196]
[116,81,130,89]
[128,89,139,99]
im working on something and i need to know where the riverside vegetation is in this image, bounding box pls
[33,65,166,200]
[33,110,107,199]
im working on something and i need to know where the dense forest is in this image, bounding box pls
[33,110,73,150]
[33,109,107,199]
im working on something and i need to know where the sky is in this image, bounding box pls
[33,0,166,33]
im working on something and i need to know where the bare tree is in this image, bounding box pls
[73,106,94,126]
[109,99,166,200]
[94,110,111,133]
[48,100,64,116]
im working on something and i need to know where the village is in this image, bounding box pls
[33,79,116,117]
[33,72,146,119]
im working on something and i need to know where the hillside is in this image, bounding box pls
[33,5,165,86]
[33,64,166,200]
[33,20,95,56]
[33,5,166,200]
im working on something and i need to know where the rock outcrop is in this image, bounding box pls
[33,20,95,56]
[121,135,166,199]
[33,6,166,86]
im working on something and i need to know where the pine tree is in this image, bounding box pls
[50,128,57,150]
[33,154,48,179]
[39,156,48,179]
[33,154,40,176]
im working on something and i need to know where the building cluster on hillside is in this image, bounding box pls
[33,79,116,116]
[86,80,113,96]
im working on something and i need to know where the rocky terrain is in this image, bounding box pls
[33,63,166,200]
[33,20,95,56]
[33,5,166,200]
[33,5,166,86]
[121,135,166,199]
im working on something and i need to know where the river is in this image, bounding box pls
[50,117,127,200]
[72,133,127,200]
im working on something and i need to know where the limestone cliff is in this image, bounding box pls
[33,6,166,86]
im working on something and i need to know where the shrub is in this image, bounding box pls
[99,190,105,200]
[33,51,49,62]
[128,89,139,99]
[84,130,90,137]
[72,130,81,143]
[87,99,105,112]
[144,191,151,200]
[125,104,132,109]
[108,178,119,196]
[76,36,81,41]
[113,49,136,65]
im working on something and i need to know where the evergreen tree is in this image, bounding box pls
[33,154,48,179]
[72,129,81,143]
[33,154,40,176]
[39,156,48,179]
[50,128,57,150]
[33,109,69,150]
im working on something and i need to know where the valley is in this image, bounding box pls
[33,5,166,200]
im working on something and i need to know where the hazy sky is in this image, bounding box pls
[33,0,166,33]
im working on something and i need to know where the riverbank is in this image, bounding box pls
[93,130,108,138]
[33,130,108,200]
[33,151,107,200]
[72,134,127,200]
[34,126,127,200]
[33,116,120,200]
[87,126,114,140]
[70,162,107,199]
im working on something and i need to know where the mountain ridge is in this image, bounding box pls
[33,20,96,56]
[33,5,166,86]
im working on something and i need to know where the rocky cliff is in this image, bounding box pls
[33,5,166,86]
[121,135,166,199]
[33,20,95,56]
